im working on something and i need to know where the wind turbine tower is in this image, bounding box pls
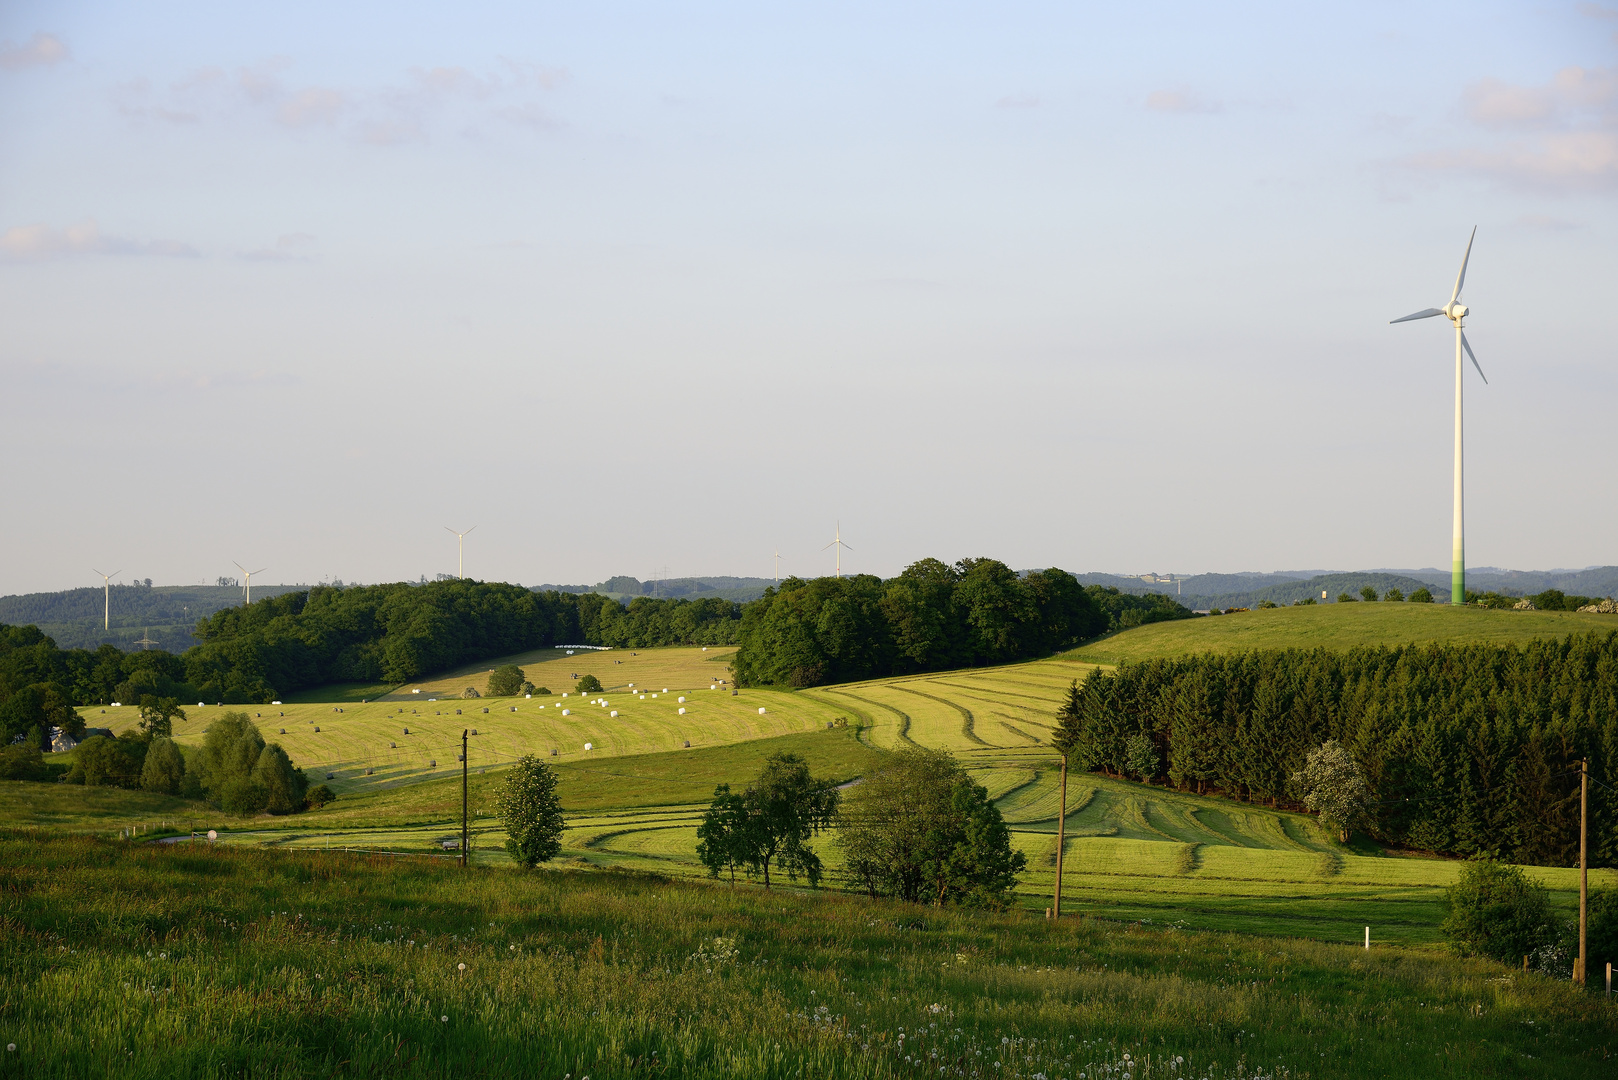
[92,569,121,631]
[773,550,783,583]
[1391,227,1489,606]
[822,523,853,578]
[444,526,477,579]
[233,563,268,605]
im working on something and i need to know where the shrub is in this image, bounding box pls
[1290,740,1372,844]
[219,777,270,815]
[575,674,603,694]
[461,687,481,699]
[69,733,146,788]
[529,685,551,696]
[496,755,565,867]
[487,665,526,697]
[305,784,336,810]
[1125,733,1158,781]
[0,744,48,782]
[1337,593,1357,604]
[1442,859,1555,964]
[1360,586,1378,602]
[1409,587,1434,603]
[1385,587,1405,602]
[139,737,187,795]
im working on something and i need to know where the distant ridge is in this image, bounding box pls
[532,576,774,604]
[1070,566,1618,611]
[0,583,305,652]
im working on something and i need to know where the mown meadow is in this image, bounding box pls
[2,831,1614,1079]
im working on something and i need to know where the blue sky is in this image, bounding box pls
[2,1,1614,593]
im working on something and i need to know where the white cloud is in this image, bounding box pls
[0,220,199,260]
[1145,88,1221,114]
[277,87,346,127]
[1515,213,1581,230]
[0,32,68,71]
[240,232,318,262]
[1414,66,1618,190]
[111,56,567,145]
[497,102,561,131]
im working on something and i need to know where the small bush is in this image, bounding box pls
[487,665,527,697]
[0,744,48,782]
[219,776,270,815]
[1442,858,1555,964]
[1384,587,1405,602]
[305,784,336,810]
[576,674,603,694]
[1409,587,1434,604]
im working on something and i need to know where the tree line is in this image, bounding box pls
[731,559,1192,688]
[1048,632,1618,866]
[2,565,1181,714]
[0,580,744,717]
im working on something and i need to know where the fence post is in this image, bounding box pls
[1364,927,1369,950]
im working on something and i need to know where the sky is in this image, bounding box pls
[2,1,1615,595]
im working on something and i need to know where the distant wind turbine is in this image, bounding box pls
[1390,227,1489,606]
[92,568,121,631]
[822,523,853,578]
[773,549,783,583]
[234,562,268,605]
[445,525,476,579]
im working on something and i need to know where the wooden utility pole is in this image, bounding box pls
[461,730,470,869]
[1052,754,1068,919]
[1578,758,1588,986]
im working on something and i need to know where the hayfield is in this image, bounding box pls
[1067,602,1616,665]
[79,648,831,795]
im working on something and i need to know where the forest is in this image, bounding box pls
[729,559,1192,687]
[1052,633,1618,865]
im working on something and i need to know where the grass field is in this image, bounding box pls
[44,616,1618,948]
[80,649,834,795]
[2,831,1613,1079]
[1068,603,1618,665]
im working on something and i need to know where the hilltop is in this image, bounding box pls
[1066,600,1618,665]
[1078,566,1618,611]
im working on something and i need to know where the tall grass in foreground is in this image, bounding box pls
[0,831,1612,1079]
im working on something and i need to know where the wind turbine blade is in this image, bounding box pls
[1451,226,1477,303]
[1461,332,1487,384]
[445,526,458,535]
[1390,308,1444,324]
[234,561,248,574]
[465,525,477,535]
[822,541,835,551]
[252,567,268,576]
[840,542,854,551]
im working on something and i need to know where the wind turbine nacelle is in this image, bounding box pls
[1445,302,1468,320]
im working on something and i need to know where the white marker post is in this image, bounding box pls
[1365,927,1370,950]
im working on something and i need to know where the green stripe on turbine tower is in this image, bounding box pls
[1391,227,1488,609]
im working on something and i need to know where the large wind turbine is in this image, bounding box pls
[445,525,477,579]
[822,523,853,578]
[773,549,783,583]
[92,568,121,631]
[233,563,268,605]
[1391,227,1489,606]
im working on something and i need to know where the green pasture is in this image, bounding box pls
[3,831,1614,1079]
[37,619,1618,948]
[1068,602,1618,665]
